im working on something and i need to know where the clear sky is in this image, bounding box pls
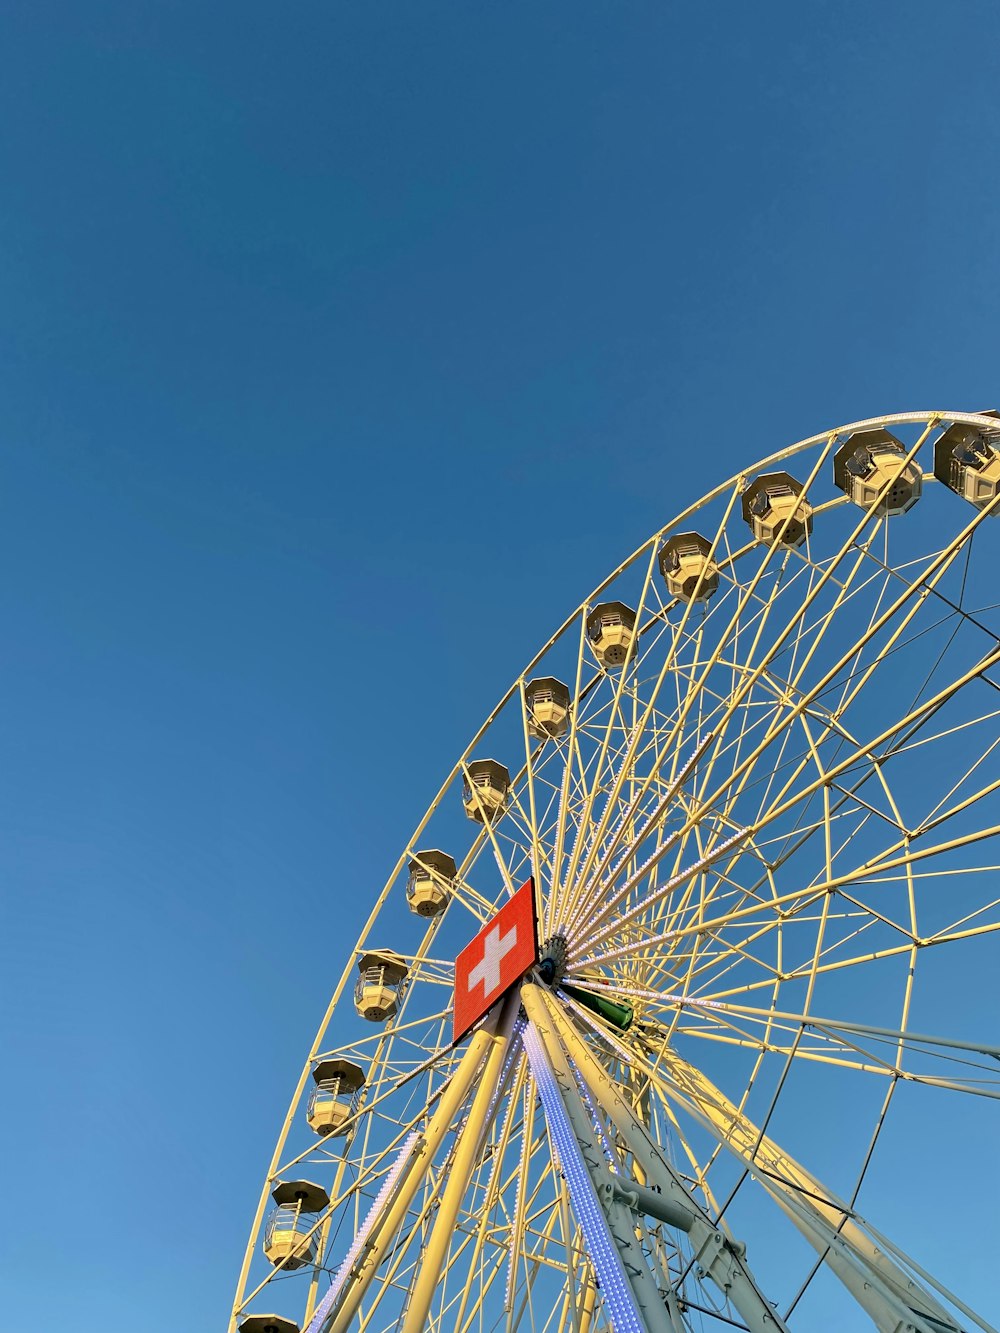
[2,3,999,1330]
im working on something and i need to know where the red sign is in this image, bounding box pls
[453,878,538,1043]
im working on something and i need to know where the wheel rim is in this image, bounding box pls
[232,410,1000,1333]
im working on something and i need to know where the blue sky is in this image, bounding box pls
[2,3,999,1329]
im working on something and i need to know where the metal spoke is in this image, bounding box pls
[232,412,1000,1333]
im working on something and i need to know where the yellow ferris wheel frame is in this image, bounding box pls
[231,410,1000,1333]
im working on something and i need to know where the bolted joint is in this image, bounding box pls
[689,1221,749,1295]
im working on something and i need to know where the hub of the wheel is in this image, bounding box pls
[538,933,633,1030]
[538,934,568,986]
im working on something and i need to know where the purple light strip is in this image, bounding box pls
[567,1054,620,1172]
[563,977,724,1009]
[503,1077,535,1311]
[557,726,641,928]
[306,1131,421,1333]
[571,827,750,966]
[596,737,713,897]
[560,733,644,933]
[522,1019,647,1333]
[563,734,713,940]
[484,1015,525,1127]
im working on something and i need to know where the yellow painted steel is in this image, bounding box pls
[450,1054,528,1333]
[303,1156,347,1324]
[399,1009,513,1333]
[641,1030,961,1329]
[323,1025,493,1333]
[231,413,1000,1333]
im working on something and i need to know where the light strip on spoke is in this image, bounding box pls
[521,1019,646,1333]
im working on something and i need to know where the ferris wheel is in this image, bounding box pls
[229,411,1000,1333]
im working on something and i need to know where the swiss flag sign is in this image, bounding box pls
[453,878,538,1043]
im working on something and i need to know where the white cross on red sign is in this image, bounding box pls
[453,878,538,1043]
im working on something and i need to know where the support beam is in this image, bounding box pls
[522,1016,678,1333]
[305,1133,423,1333]
[319,1027,494,1333]
[642,1032,988,1333]
[401,996,517,1333]
[524,983,790,1333]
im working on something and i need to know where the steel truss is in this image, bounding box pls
[231,412,1000,1333]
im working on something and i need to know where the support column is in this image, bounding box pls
[647,1034,973,1333]
[522,1014,677,1333]
[523,984,788,1332]
[321,1026,493,1333]
[401,996,517,1333]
